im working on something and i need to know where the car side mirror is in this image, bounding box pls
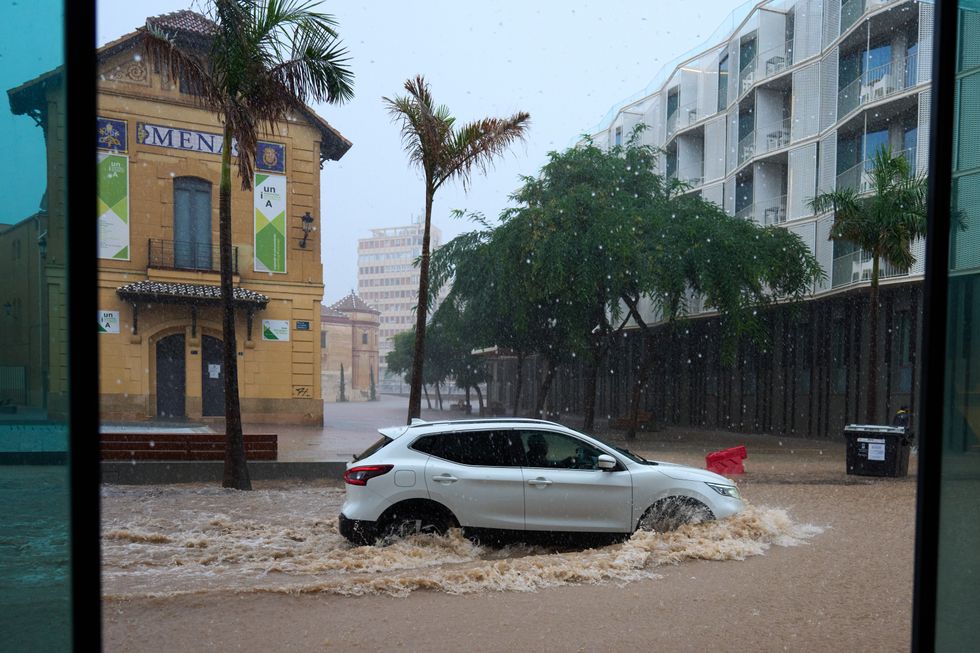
[597,454,617,470]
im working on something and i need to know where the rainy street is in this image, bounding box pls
[100,397,917,652]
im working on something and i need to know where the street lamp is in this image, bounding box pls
[299,211,314,248]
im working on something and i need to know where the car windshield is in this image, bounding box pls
[582,430,655,465]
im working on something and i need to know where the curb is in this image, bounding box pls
[101,461,348,485]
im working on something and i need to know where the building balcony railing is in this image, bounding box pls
[737,130,756,166]
[147,238,239,274]
[837,53,919,119]
[666,110,678,137]
[831,249,909,288]
[835,146,917,193]
[840,0,902,37]
[734,194,787,225]
[758,117,792,154]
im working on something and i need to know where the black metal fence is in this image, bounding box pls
[147,239,238,274]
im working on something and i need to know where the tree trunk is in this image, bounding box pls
[474,384,484,415]
[535,356,558,418]
[866,257,881,423]
[435,382,443,410]
[219,126,251,491]
[423,383,432,410]
[583,340,601,430]
[512,352,525,417]
[408,184,435,423]
[626,332,653,441]
[465,386,471,413]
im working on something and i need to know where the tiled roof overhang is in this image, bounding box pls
[116,280,269,308]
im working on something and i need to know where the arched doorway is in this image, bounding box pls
[156,334,185,418]
[201,335,225,416]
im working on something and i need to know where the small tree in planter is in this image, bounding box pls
[369,365,378,401]
[338,364,348,402]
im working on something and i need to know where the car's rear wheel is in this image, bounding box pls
[637,496,714,533]
[377,503,457,544]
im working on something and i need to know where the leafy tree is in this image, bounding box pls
[383,75,529,424]
[143,0,354,489]
[369,365,377,401]
[338,364,347,402]
[809,146,926,423]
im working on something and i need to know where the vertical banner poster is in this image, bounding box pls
[254,173,287,273]
[97,152,130,260]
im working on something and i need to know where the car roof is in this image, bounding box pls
[377,417,570,441]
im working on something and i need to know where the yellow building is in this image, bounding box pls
[8,10,351,425]
[321,292,380,402]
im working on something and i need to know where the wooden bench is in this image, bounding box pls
[100,432,278,461]
[609,411,655,431]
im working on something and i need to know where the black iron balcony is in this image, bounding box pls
[147,238,238,274]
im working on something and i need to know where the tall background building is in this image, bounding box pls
[356,217,445,389]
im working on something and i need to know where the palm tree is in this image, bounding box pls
[142,0,354,489]
[383,75,530,423]
[809,146,926,423]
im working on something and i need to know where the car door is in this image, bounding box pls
[519,430,632,533]
[420,430,526,531]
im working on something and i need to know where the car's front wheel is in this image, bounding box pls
[637,496,714,533]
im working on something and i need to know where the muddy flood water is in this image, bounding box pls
[101,482,821,599]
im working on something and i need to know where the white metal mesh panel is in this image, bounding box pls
[704,116,727,181]
[702,182,724,208]
[819,48,839,131]
[726,107,738,173]
[917,89,931,176]
[788,221,817,258]
[815,214,834,292]
[794,0,824,61]
[818,130,837,193]
[646,97,662,147]
[918,1,934,84]
[822,0,841,48]
[910,236,926,276]
[953,173,980,272]
[699,51,720,121]
[792,62,821,141]
[727,40,740,109]
[788,143,818,220]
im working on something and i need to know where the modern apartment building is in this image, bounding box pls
[356,219,443,380]
[590,0,932,301]
[489,0,936,437]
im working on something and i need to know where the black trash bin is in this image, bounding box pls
[844,424,911,477]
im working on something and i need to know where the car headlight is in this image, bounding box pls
[705,482,740,499]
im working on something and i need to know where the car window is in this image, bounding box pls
[353,436,392,462]
[412,430,523,467]
[519,430,606,470]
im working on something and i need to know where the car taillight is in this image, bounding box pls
[343,464,394,486]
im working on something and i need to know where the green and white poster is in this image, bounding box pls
[98,310,120,334]
[254,173,286,273]
[262,319,290,341]
[97,152,130,260]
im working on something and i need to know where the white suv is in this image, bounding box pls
[338,418,743,545]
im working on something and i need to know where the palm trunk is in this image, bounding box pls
[408,184,434,423]
[583,337,603,430]
[866,256,881,423]
[535,356,558,418]
[220,126,250,491]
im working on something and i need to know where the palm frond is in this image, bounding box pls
[436,113,531,191]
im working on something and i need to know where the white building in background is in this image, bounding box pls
[587,0,932,315]
[356,218,445,386]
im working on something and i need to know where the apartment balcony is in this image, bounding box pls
[831,249,909,288]
[737,130,756,166]
[835,146,917,193]
[739,38,795,98]
[147,238,239,274]
[666,110,678,137]
[838,53,919,119]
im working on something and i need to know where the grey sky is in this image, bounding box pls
[96,0,747,302]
